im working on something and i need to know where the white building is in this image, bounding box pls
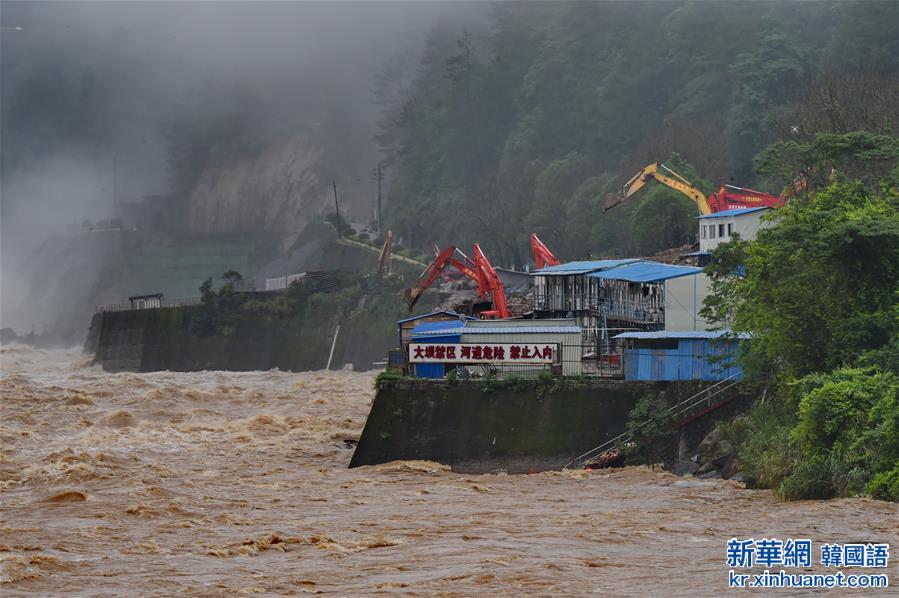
[698,207,771,254]
[664,272,711,331]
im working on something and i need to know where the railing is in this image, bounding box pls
[96,297,202,313]
[534,292,594,312]
[534,293,663,323]
[564,373,742,469]
[669,375,743,426]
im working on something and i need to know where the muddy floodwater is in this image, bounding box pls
[1,346,896,596]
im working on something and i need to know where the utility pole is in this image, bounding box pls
[377,162,382,233]
[332,181,341,234]
[372,162,385,233]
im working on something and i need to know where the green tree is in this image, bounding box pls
[702,137,898,500]
[779,367,899,500]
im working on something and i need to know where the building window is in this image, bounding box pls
[701,225,706,239]
[728,223,734,236]
[633,338,679,350]
[719,223,725,238]
[709,225,716,239]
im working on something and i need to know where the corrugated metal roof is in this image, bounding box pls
[614,330,750,339]
[396,311,474,325]
[462,326,582,335]
[588,261,702,283]
[410,320,468,335]
[532,259,640,276]
[466,318,577,327]
[414,325,581,336]
[697,207,769,219]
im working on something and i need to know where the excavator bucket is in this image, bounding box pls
[603,192,624,211]
[404,287,422,311]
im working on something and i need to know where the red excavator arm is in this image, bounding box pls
[405,243,509,319]
[405,245,478,311]
[708,184,786,212]
[530,233,560,270]
[472,243,509,319]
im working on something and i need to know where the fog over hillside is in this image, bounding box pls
[0,1,485,335]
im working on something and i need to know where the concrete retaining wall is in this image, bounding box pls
[350,379,759,473]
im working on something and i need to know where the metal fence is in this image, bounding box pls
[535,292,664,325]
[96,297,202,313]
[580,352,624,378]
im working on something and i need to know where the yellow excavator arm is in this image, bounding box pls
[604,162,712,215]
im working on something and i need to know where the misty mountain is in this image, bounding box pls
[2,1,896,341]
[377,1,898,263]
[0,1,485,336]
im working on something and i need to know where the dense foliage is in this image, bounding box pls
[189,269,424,340]
[376,1,898,263]
[702,135,899,500]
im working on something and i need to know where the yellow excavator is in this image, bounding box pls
[605,162,713,215]
[605,162,786,216]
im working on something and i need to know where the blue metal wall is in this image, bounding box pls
[415,363,447,379]
[410,333,461,379]
[623,339,742,382]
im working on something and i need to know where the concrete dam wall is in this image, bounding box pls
[90,302,397,373]
[350,379,759,474]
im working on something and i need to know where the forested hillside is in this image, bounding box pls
[376,1,898,262]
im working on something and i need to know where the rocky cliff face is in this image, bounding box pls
[187,134,327,235]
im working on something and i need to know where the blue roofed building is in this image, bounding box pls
[531,258,712,375]
[396,311,476,348]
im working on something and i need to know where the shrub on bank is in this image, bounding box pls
[731,401,796,491]
[731,367,898,501]
[868,465,899,501]
[374,370,406,390]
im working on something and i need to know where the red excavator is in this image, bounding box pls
[530,233,560,269]
[604,162,788,215]
[405,244,509,319]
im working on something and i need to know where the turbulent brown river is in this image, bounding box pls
[1,346,896,596]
